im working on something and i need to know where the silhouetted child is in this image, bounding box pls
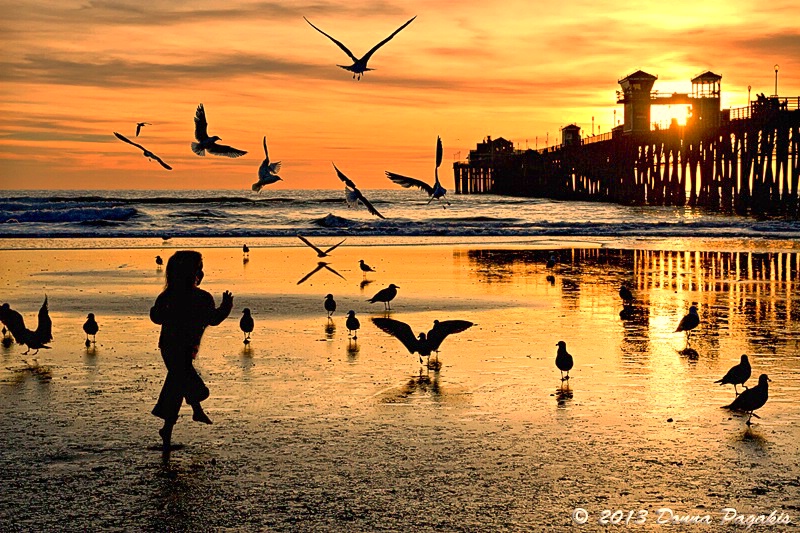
[150,250,233,452]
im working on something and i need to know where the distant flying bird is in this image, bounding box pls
[345,310,360,339]
[372,317,473,364]
[324,294,336,318]
[359,260,375,278]
[675,305,700,343]
[114,132,172,170]
[83,313,99,346]
[367,284,399,310]
[155,255,164,267]
[136,122,151,136]
[555,340,573,381]
[297,261,345,285]
[715,354,751,396]
[304,15,416,80]
[333,163,385,218]
[723,374,770,425]
[385,136,449,207]
[619,284,634,305]
[252,136,283,192]
[240,308,254,344]
[297,235,346,258]
[191,103,247,158]
[0,297,53,355]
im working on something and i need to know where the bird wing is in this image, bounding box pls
[360,16,417,64]
[332,162,358,190]
[304,17,359,63]
[194,103,209,141]
[0,305,28,345]
[371,317,419,354]
[150,152,173,170]
[136,123,142,136]
[114,132,146,152]
[297,235,325,255]
[353,189,385,219]
[205,142,247,158]
[269,161,281,174]
[435,136,443,169]
[262,136,270,164]
[34,296,53,344]
[333,163,385,218]
[297,262,326,285]
[322,264,346,280]
[323,238,347,254]
[385,171,434,195]
[426,320,473,351]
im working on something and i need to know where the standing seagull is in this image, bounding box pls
[372,317,473,365]
[345,310,360,339]
[385,136,449,207]
[555,340,573,381]
[0,297,53,355]
[675,305,700,344]
[304,15,416,80]
[240,308,254,345]
[368,284,399,310]
[191,103,247,158]
[135,122,151,136]
[243,244,250,255]
[297,235,347,258]
[155,255,164,267]
[83,313,99,347]
[715,354,751,396]
[114,132,172,170]
[619,284,634,305]
[324,294,337,318]
[252,136,282,192]
[723,374,771,425]
[333,163,385,218]
[359,260,375,278]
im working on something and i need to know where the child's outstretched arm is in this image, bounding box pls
[209,290,234,326]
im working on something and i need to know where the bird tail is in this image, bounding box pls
[252,182,263,193]
[191,142,205,156]
[714,379,723,384]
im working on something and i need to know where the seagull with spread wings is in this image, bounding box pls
[304,15,416,80]
[372,317,473,365]
[332,163,385,219]
[191,103,247,158]
[386,136,449,207]
[252,135,282,192]
[114,132,172,170]
[297,235,346,258]
[0,297,53,355]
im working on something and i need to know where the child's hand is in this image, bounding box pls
[222,291,234,309]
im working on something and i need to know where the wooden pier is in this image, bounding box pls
[454,71,800,217]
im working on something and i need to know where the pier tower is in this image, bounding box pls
[561,124,581,147]
[617,70,658,134]
[689,71,722,128]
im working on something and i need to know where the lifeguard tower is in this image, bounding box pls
[689,71,722,128]
[561,124,582,147]
[617,70,658,134]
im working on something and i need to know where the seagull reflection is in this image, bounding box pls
[556,381,573,407]
[379,369,442,403]
[346,339,360,359]
[324,320,336,340]
[359,279,373,291]
[297,262,346,285]
[678,346,699,360]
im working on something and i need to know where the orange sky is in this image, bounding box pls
[1,0,798,190]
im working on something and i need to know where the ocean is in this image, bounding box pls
[1,189,799,246]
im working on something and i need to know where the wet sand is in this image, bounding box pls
[1,241,799,531]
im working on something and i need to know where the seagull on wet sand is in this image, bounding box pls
[368,284,399,310]
[619,284,634,305]
[114,132,172,170]
[715,354,751,396]
[297,235,346,258]
[304,15,416,80]
[675,305,700,344]
[359,260,375,278]
[555,340,573,381]
[324,294,336,318]
[385,136,449,207]
[83,313,99,346]
[136,122,151,136]
[240,308,254,344]
[372,317,473,365]
[0,297,53,355]
[723,374,770,425]
[243,244,250,255]
[155,255,164,267]
[346,310,360,339]
[332,163,385,219]
[252,136,282,192]
[191,103,247,158]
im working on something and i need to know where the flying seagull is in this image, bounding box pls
[0,297,53,355]
[114,132,172,170]
[385,136,449,207]
[715,354,751,396]
[723,374,770,426]
[332,163,385,219]
[304,15,416,80]
[297,235,346,258]
[555,340,574,381]
[191,103,247,158]
[136,122,151,136]
[252,135,282,192]
[372,317,473,365]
